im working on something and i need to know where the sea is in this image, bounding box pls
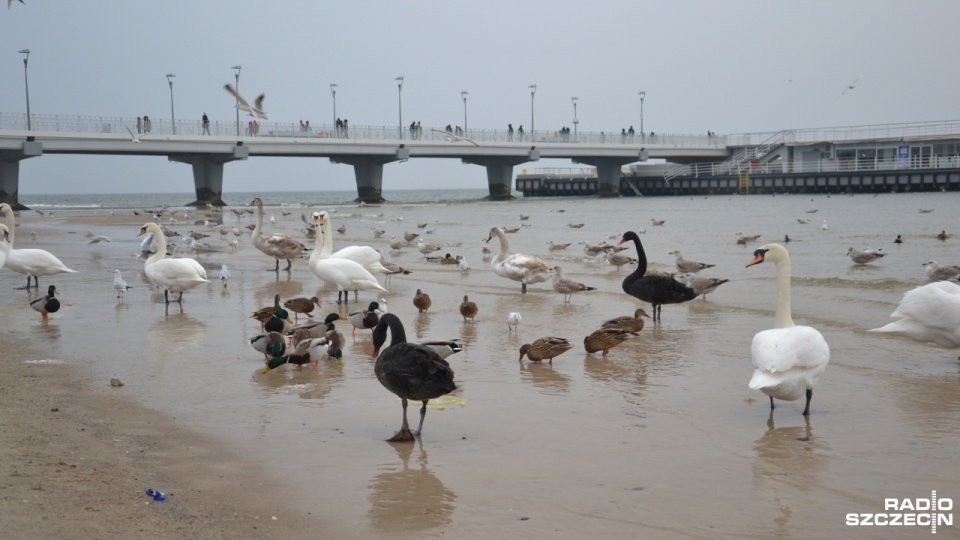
[2,188,959,538]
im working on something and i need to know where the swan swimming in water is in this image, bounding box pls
[746,244,830,416]
[869,281,960,349]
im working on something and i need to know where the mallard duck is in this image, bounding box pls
[321,313,345,350]
[439,253,459,265]
[417,340,463,359]
[349,301,381,336]
[30,284,60,323]
[601,308,650,334]
[519,337,573,364]
[262,338,343,373]
[937,230,950,241]
[584,327,636,356]
[249,197,304,271]
[620,231,697,321]
[746,244,830,416]
[264,309,293,334]
[252,294,282,328]
[250,331,286,361]
[283,296,321,322]
[413,289,432,313]
[552,265,596,303]
[486,226,553,294]
[459,295,478,322]
[372,313,457,442]
[138,223,209,304]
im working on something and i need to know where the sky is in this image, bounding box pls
[1,0,958,195]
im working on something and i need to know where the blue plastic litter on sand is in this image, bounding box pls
[145,488,167,502]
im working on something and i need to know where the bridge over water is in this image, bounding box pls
[0,112,726,208]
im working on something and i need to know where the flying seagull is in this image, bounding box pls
[8,0,26,10]
[125,126,141,143]
[841,76,861,95]
[431,128,479,146]
[223,83,269,119]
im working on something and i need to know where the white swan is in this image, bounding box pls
[138,222,209,304]
[869,281,960,348]
[308,214,386,304]
[249,197,304,271]
[485,226,553,294]
[313,210,388,275]
[746,244,830,416]
[0,223,10,271]
[0,202,77,288]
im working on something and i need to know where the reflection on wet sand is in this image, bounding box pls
[251,360,345,403]
[891,372,960,440]
[519,361,571,395]
[368,441,456,532]
[752,414,831,536]
[583,353,649,398]
[413,311,432,341]
[148,311,208,360]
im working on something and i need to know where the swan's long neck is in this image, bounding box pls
[320,216,334,256]
[252,202,264,238]
[0,205,14,245]
[145,225,167,265]
[773,255,795,328]
[310,219,325,264]
[624,236,648,282]
[492,229,508,263]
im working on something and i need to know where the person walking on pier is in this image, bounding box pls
[628,126,635,143]
[518,125,524,141]
[508,124,514,141]
[143,116,152,133]
[137,116,142,134]
[202,113,210,135]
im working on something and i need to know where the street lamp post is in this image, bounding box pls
[461,90,468,135]
[166,74,176,135]
[571,96,579,138]
[529,84,537,140]
[638,90,646,140]
[232,65,241,136]
[19,49,31,130]
[330,83,338,134]
[395,76,404,140]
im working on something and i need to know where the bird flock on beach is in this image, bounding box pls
[2,198,959,441]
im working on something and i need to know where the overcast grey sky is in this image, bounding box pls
[2,0,958,195]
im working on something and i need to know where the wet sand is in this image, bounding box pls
[1,196,959,539]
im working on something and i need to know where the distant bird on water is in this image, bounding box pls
[372,313,456,442]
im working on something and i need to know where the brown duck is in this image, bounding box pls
[252,293,281,329]
[459,295,478,322]
[519,337,573,364]
[413,288,432,313]
[584,327,636,356]
[283,296,320,323]
[600,308,651,334]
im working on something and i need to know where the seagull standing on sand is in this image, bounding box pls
[113,270,132,299]
[219,264,231,289]
[507,312,522,333]
[223,83,269,119]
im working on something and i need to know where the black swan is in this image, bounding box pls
[618,231,696,321]
[372,313,457,442]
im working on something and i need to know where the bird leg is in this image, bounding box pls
[414,400,429,436]
[521,282,527,294]
[270,258,279,272]
[177,292,184,304]
[337,290,344,304]
[163,290,170,304]
[41,311,49,322]
[769,396,775,410]
[387,397,417,442]
[285,259,293,271]
[31,276,38,288]
[802,389,812,416]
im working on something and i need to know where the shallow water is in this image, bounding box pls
[2,191,959,538]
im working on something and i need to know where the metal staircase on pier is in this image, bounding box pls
[663,129,794,181]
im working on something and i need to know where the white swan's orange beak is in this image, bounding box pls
[137,226,147,237]
[746,251,766,267]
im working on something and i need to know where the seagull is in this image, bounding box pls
[841,76,861,95]
[223,83,269,119]
[458,256,471,273]
[8,0,25,10]
[86,232,112,244]
[218,264,231,289]
[432,128,479,146]
[112,270,132,299]
[507,312,522,333]
[125,126,142,143]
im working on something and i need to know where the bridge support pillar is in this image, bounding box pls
[169,144,248,207]
[0,141,43,210]
[463,151,539,200]
[333,147,409,203]
[576,154,645,197]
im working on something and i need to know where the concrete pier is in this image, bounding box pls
[0,140,42,210]
[169,145,249,207]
